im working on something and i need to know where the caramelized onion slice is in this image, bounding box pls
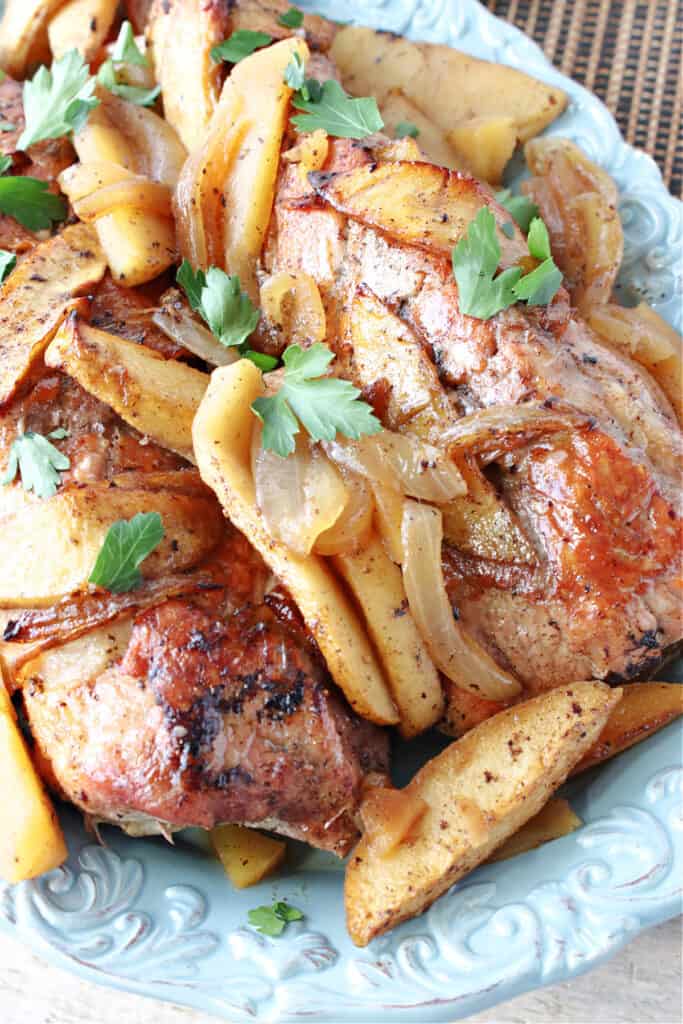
[441,401,590,463]
[372,482,405,564]
[314,470,373,556]
[326,433,466,503]
[252,425,348,555]
[152,304,237,367]
[72,179,173,221]
[259,271,326,345]
[401,499,521,700]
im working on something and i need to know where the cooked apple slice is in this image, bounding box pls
[334,533,444,738]
[340,286,456,445]
[330,26,567,144]
[0,672,68,882]
[345,682,620,945]
[488,797,582,863]
[148,0,229,152]
[46,315,207,463]
[0,473,225,606]
[47,0,118,61]
[192,360,398,726]
[310,161,527,268]
[211,824,286,888]
[175,36,308,299]
[447,116,517,185]
[0,224,107,407]
[379,90,469,172]
[573,682,683,774]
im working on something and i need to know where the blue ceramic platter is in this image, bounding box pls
[1,2,681,1021]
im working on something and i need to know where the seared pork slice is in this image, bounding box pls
[266,140,682,690]
[23,600,390,854]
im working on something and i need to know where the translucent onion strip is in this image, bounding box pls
[372,481,405,564]
[441,401,589,463]
[252,425,348,555]
[401,499,522,700]
[326,432,466,503]
[314,470,374,556]
[152,305,237,367]
[71,179,173,222]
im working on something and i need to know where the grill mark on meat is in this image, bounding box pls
[24,598,389,854]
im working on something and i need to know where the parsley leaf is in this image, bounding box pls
[1,429,70,499]
[291,79,383,139]
[395,120,419,139]
[97,60,160,107]
[177,262,260,348]
[452,207,562,320]
[89,511,164,593]
[18,50,99,150]
[527,216,552,261]
[211,30,273,64]
[244,349,279,371]
[252,342,382,457]
[284,52,307,95]
[278,6,304,28]
[111,20,148,66]
[176,259,205,313]
[248,901,304,936]
[0,175,67,230]
[0,249,16,283]
[495,187,539,233]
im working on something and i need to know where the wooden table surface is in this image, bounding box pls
[1,918,680,1023]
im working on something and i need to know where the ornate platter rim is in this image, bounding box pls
[1,2,681,1021]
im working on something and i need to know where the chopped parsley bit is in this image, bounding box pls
[291,78,383,139]
[177,261,260,348]
[211,30,273,64]
[394,120,419,139]
[0,154,67,230]
[284,52,307,96]
[0,249,16,283]
[111,20,148,66]
[1,429,70,499]
[248,901,304,937]
[97,20,159,106]
[501,220,515,239]
[452,206,562,320]
[97,59,161,107]
[278,6,304,29]
[89,511,164,593]
[495,187,539,233]
[18,49,99,150]
[252,342,382,458]
[244,349,279,372]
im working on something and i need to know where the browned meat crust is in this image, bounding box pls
[24,600,390,853]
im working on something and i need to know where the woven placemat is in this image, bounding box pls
[487,0,683,197]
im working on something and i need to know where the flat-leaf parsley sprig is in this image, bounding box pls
[211,30,273,64]
[252,342,382,458]
[97,21,161,107]
[0,154,67,230]
[89,511,164,593]
[495,187,539,233]
[1,428,70,499]
[18,50,99,150]
[452,206,562,320]
[176,260,274,358]
[248,901,304,937]
[283,54,382,140]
